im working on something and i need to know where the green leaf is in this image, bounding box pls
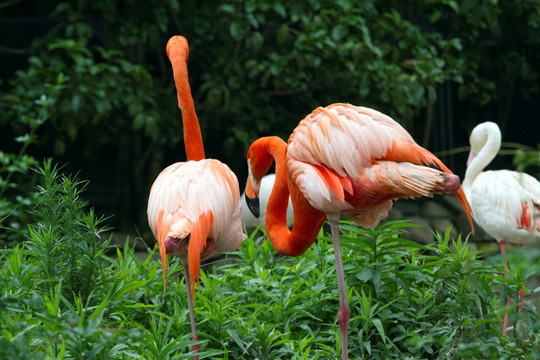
[331,24,348,41]
[372,318,386,343]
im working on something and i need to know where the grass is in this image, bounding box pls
[0,162,539,359]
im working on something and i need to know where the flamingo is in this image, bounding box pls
[147,35,245,358]
[462,121,540,336]
[244,103,474,360]
[241,174,294,230]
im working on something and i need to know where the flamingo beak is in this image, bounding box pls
[245,178,260,218]
[246,195,260,218]
[466,150,476,167]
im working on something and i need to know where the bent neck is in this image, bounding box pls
[258,137,326,256]
[464,126,500,187]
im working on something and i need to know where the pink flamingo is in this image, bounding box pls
[244,103,474,359]
[147,36,245,358]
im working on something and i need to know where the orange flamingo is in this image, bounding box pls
[463,121,540,335]
[147,36,245,358]
[244,104,474,359]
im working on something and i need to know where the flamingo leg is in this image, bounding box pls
[330,219,350,360]
[183,264,200,359]
[518,244,525,312]
[500,240,510,336]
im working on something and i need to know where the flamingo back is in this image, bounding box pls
[288,104,415,180]
[287,103,474,229]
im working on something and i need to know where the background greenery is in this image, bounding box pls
[1,0,540,244]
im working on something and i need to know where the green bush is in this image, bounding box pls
[1,162,538,359]
[0,75,66,247]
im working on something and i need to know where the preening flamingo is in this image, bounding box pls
[462,121,540,336]
[244,103,474,360]
[241,174,294,230]
[147,36,245,358]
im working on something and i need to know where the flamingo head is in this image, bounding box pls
[245,136,287,217]
[467,121,501,167]
[466,150,476,167]
[166,35,189,63]
[163,218,193,256]
[245,165,261,218]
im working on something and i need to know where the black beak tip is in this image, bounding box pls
[246,196,260,218]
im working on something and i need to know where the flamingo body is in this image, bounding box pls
[245,103,474,359]
[148,159,244,288]
[463,122,540,244]
[464,169,540,244]
[286,104,469,227]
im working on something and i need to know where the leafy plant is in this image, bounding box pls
[25,159,112,302]
[0,164,538,358]
[0,74,66,247]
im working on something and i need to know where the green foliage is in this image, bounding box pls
[0,75,66,247]
[513,145,540,178]
[191,0,466,147]
[2,28,163,154]
[1,211,539,358]
[26,159,112,302]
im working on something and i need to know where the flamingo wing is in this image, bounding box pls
[288,104,415,180]
[147,159,245,288]
[467,170,540,244]
[287,104,472,226]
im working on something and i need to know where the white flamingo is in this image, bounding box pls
[241,174,294,230]
[462,121,540,335]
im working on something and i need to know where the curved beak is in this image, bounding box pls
[245,178,260,218]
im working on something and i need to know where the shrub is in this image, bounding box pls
[0,75,66,247]
[0,168,538,359]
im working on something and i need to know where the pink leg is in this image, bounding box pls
[184,265,200,360]
[500,240,509,336]
[518,244,525,311]
[330,219,349,360]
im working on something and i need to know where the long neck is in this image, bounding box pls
[169,44,205,161]
[263,140,327,256]
[464,128,500,188]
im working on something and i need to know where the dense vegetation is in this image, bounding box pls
[1,162,538,359]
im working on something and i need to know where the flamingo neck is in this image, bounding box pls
[259,138,327,256]
[464,125,500,188]
[170,49,205,161]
